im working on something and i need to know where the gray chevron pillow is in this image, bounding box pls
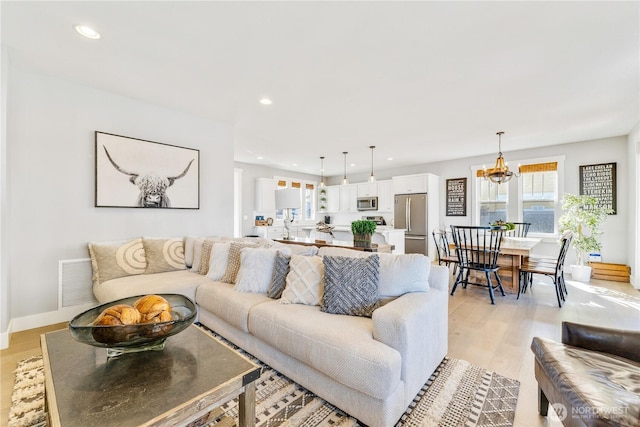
[321,255,380,317]
[267,251,291,299]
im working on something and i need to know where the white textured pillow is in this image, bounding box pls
[378,253,430,298]
[234,247,284,293]
[281,255,324,306]
[206,241,231,281]
[190,238,206,273]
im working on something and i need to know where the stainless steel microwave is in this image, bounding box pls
[357,196,378,211]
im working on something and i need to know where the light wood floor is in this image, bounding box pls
[1,275,638,427]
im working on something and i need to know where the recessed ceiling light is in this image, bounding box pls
[387,157,394,161]
[74,25,101,39]
[259,98,272,105]
[349,163,356,167]
[257,156,263,160]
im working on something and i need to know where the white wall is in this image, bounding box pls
[3,64,234,335]
[1,47,9,348]
[234,161,319,237]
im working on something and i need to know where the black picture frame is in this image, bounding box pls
[95,132,200,209]
[579,162,616,214]
[446,178,467,216]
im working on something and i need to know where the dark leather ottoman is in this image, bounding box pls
[531,321,640,427]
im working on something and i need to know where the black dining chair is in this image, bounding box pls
[518,234,573,307]
[450,225,505,304]
[508,222,531,237]
[432,229,459,275]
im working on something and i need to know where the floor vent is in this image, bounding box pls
[58,258,97,308]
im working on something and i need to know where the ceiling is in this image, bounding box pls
[2,1,638,177]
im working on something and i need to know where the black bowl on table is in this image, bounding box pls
[69,294,196,357]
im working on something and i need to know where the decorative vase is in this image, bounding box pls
[353,233,372,248]
[570,265,592,282]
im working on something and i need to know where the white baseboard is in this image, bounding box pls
[631,274,638,289]
[1,303,95,349]
[0,319,11,349]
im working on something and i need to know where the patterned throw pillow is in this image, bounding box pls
[281,255,324,306]
[321,255,380,317]
[88,238,146,286]
[220,242,258,284]
[207,241,231,281]
[199,239,215,275]
[234,247,282,293]
[143,238,186,274]
[267,251,291,299]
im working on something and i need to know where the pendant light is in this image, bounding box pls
[483,131,520,184]
[369,145,376,183]
[319,156,325,188]
[342,152,349,185]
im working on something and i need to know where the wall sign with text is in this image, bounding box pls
[579,162,616,214]
[446,178,467,216]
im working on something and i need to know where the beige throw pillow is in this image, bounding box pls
[220,242,258,284]
[143,238,186,274]
[280,255,324,306]
[199,239,215,275]
[88,238,146,286]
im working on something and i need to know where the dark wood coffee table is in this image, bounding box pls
[41,324,261,427]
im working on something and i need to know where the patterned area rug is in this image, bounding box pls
[9,328,519,427]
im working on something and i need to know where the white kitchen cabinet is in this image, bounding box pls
[323,186,340,212]
[339,184,358,212]
[253,225,284,239]
[254,178,277,211]
[376,180,394,212]
[393,174,429,194]
[357,183,378,197]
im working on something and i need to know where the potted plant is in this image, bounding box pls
[351,220,377,248]
[558,194,612,282]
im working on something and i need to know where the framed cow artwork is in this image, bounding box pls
[95,132,200,209]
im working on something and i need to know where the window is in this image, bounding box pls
[472,156,564,236]
[520,162,558,234]
[476,170,509,226]
[275,177,316,222]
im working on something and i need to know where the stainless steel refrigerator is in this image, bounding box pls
[394,193,428,255]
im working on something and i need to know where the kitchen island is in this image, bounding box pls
[274,238,394,253]
[301,225,405,254]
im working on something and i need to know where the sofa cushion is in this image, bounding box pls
[267,252,291,299]
[235,247,286,293]
[207,241,231,281]
[142,237,186,274]
[322,255,380,317]
[93,270,210,304]
[249,300,402,399]
[221,242,259,284]
[281,255,324,306]
[196,281,272,333]
[88,238,146,286]
[378,253,430,298]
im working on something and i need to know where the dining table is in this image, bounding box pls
[449,235,542,293]
[497,236,542,292]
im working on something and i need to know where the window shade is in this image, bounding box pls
[291,182,301,188]
[305,184,314,190]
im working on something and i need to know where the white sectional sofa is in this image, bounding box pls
[88,236,449,427]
